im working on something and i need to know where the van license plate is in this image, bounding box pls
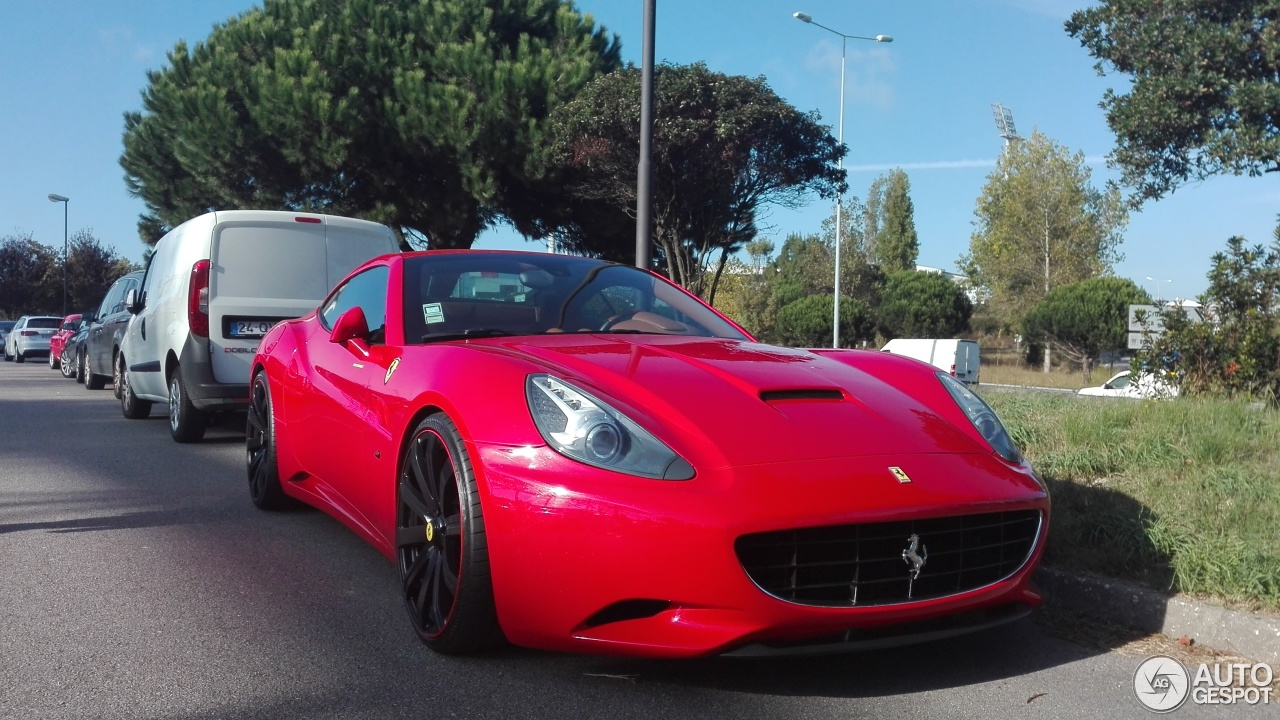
[229,321,274,338]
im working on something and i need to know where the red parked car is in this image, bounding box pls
[243,251,1049,658]
[47,313,82,370]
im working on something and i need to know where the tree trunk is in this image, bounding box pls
[707,247,730,304]
[1082,356,1092,384]
[1043,343,1051,373]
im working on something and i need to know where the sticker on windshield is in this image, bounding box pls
[423,303,444,325]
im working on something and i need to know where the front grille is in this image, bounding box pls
[735,510,1041,607]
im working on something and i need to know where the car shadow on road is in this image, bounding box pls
[0,510,183,534]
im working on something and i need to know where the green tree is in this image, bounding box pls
[1022,277,1149,383]
[0,233,58,317]
[546,62,845,295]
[121,0,621,249]
[65,231,138,313]
[1067,1,1280,204]
[965,130,1128,339]
[872,169,918,272]
[775,294,874,349]
[878,270,972,340]
[1142,233,1280,401]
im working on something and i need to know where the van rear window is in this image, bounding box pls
[213,226,330,301]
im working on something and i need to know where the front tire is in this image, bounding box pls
[246,371,295,510]
[168,367,208,443]
[75,350,87,384]
[396,413,501,654]
[119,355,151,419]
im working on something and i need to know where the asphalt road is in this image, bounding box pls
[0,361,1269,720]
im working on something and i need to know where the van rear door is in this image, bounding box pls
[208,219,331,385]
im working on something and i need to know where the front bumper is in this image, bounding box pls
[476,444,1049,658]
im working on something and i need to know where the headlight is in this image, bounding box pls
[526,374,695,480]
[937,373,1022,463]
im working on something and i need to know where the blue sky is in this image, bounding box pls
[2,0,1275,302]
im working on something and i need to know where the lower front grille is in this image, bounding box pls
[735,509,1042,607]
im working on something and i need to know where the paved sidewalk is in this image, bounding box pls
[1036,567,1280,665]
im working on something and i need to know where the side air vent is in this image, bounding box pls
[581,599,672,629]
[759,389,845,403]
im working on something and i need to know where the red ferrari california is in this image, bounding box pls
[247,250,1049,657]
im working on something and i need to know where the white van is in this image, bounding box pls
[881,338,981,385]
[120,210,398,442]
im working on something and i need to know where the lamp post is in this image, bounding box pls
[48,194,69,316]
[1145,276,1171,303]
[793,12,892,348]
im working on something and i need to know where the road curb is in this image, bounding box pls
[1035,566,1280,665]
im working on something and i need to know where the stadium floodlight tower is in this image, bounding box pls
[992,103,1020,147]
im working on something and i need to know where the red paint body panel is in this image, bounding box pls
[253,251,1051,657]
[49,314,82,360]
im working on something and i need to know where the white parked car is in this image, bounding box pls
[1077,370,1178,399]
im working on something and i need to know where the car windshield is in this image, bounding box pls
[27,318,61,329]
[402,254,748,344]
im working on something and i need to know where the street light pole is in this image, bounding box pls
[48,194,69,316]
[793,12,892,348]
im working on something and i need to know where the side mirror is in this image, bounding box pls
[330,306,370,350]
[125,289,143,315]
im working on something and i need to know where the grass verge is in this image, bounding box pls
[982,389,1280,612]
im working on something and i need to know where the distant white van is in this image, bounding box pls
[881,338,981,385]
[120,210,399,442]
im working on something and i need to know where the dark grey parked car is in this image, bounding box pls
[83,271,144,392]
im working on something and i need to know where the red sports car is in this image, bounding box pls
[48,313,81,370]
[247,251,1049,657]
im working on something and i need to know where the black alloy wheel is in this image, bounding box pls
[245,371,294,510]
[396,414,501,654]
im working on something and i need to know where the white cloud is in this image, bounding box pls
[803,40,896,110]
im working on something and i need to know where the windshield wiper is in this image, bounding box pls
[420,328,515,343]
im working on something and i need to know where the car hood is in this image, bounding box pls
[477,334,989,468]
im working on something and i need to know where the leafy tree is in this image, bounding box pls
[121,0,621,249]
[65,231,138,313]
[1067,1,1280,204]
[871,169,918,272]
[964,130,1128,338]
[0,234,58,317]
[1022,277,1149,383]
[878,270,972,340]
[818,195,886,312]
[546,62,845,295]
[1141,233,1280,401]
[775,294,874,349]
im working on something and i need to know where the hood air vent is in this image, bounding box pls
[759,389,845,403]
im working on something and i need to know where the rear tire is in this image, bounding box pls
[168,367,208,443]
[75,350,87,384]
[14,352,25,364]
[60,349,75,379]
[246,371,295,510]
[85,357,105,389]
[119,355,151,419]
[48,352,58,370]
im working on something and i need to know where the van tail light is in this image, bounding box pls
[189,259,211,338]
[950,364,957,376]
